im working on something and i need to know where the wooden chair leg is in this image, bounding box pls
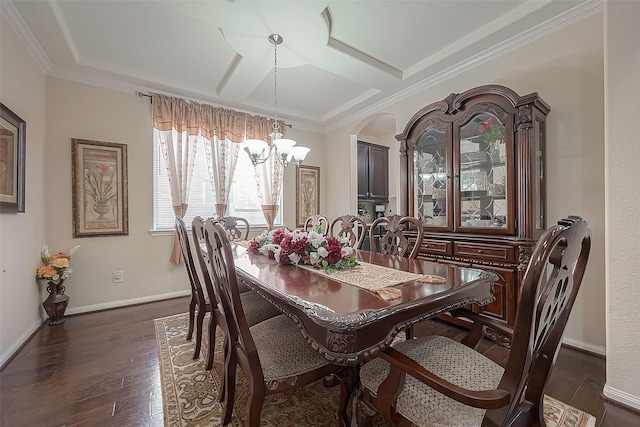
[221,349,237,426]
[187,296,196,340]
[246,388,265,427]
[206,315,216,371]
[193,307,205,359]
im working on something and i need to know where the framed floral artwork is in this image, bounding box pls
[0,103,26,213]
[296,165,320,227]
[72,138,128,237]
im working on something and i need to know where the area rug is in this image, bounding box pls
[154,313,596,427]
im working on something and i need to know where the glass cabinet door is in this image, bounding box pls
[457,112,508,230]
[413,127,449,228]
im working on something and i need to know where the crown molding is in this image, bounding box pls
[324,1,604,133]
[1,0,52,73]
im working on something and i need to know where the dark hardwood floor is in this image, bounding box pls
[1,297,638,427]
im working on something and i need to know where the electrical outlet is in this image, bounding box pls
[112,269,123,283]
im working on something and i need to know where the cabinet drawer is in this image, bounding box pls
[421,239,452,255]
[453,242,514,262]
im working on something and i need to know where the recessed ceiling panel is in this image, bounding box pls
[328,1,526,71]
[248,64,372,119]
[55,1,236,92]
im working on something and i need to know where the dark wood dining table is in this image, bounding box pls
[232,247,498,366]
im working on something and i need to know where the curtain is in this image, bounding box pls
[247,115,284,229]
[153,94,200,263]
[202,106,245,218]
[152,94,275,261]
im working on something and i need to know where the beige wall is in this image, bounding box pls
[43,77,326,314]
[604,1,640,409]
[0,14,47,365]
[326,12,606,354]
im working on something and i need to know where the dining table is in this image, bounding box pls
[231,246,499,366]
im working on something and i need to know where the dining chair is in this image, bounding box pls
[201,218,348,427]
[220,216,250,241]
[369,214,424,259]
[304,214,329,234]
[355,216,591,427]
[175,216,211,360]
[191,216,280,371]
[329,214,367,249]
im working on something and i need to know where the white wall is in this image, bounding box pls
[0,14,47,366]
[604,1,640,410]
[326,12,606,353]
[44,78,190,312]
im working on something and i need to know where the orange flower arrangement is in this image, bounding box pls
[36,245,80,284]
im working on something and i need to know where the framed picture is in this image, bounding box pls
[72,138,128,237]
[296,165,320,227]
[0,103,26,213]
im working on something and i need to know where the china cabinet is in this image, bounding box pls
[397,85,550,343]
[357,141,389,201]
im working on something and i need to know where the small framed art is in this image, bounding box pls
[296,165,320,227]
[0,103,26,213]
[72,138,128,237]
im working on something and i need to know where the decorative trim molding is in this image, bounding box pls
[0,318,44,371]
[0,0,52,73]
[603,384,640,412]
[65,290,190,316]
[561,336,606,356]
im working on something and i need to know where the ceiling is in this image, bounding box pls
[3,0,597,133]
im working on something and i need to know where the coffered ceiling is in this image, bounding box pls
[3,0,598,132]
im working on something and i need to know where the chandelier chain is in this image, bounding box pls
[273,37,279,131]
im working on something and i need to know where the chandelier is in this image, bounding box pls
[243,34,310,167]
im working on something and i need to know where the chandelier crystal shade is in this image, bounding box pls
[243,34,309,167]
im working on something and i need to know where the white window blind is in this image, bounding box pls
[153,135,281,230]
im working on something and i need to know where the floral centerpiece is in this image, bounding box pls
[248,228,357,272]
[36,245,80,285]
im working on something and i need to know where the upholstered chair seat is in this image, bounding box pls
[251,315,332,384]
[241,291,282,326]
[360,336,504,427]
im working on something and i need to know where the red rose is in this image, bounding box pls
[271,229,286,245]
[323,244,342,264]
[248,240,260,254]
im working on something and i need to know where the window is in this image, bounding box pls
[153,137,281,230]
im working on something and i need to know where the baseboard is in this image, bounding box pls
[0,318,45,371]
[561,336,606,356]
[603,384,640,412]
[65,290,191,315]
[1,290,190,372]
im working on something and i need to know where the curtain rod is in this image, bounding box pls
[136,91,292,128]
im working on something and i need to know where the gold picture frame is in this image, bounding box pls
[0,103,26,213]
[72,138,128,237]
[296,165,320,227]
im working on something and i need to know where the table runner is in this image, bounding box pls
[299,261,446,301]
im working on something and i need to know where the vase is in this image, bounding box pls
[94,202,110,219]
[42,280,70,325]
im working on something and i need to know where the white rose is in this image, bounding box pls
[317,247,329,257]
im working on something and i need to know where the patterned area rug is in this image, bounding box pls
[154,313,596,427]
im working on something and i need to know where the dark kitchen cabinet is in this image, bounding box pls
[357,141,389,201]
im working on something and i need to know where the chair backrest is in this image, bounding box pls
[329,214,367,249]
[201,218,263,379]
[191,216,221,308]
[487,216,591,426]
[369,215,423,259]
[175,217,207,304]
[219,216,250,241]
[304,215,329,234]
